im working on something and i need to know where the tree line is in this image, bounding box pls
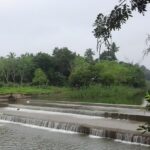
[0,45,147,88]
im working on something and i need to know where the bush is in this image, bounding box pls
[0,82,5,87]
[69,65,100,87]
[48,71,67,86]
[68,85,145,105]
[32,68,48,86]
[69,60,146,88]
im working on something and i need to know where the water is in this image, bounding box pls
[0,122,149,150]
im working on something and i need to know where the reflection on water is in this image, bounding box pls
[0,122,149,150]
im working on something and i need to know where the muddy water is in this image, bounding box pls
[0,122,149,150]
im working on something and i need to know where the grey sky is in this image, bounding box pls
[0,0,150,68]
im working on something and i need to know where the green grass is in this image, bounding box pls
[0,86,70,95]
[67,85,145,105]
[0,85,145,105]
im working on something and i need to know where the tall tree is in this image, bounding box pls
[53,47,76,77]
[84,48,95,63]
[17,53,35,84]
[7,52,17,83]
[0,58,11,83]
[33,52,52,73]
[100,42,119,61]
[144,34,150,55]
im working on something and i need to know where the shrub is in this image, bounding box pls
[32,68,48,86]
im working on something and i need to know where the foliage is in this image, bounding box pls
[66,85,145,105]
[93,0,150,49]
[0,50,146,89]
[100,42,118,60]
[70,60,145,88]
[53,47,76,77]
[69,58,90,87]
[144,34,150,55]
[33,52,52,73]
[146,80,150,90]
[100,42,119,61]
[138,92,150,133]
[69,57,100,87]
[84,48,95,63]
[32,68,48,86]
[48,71,67,86]
[0,48,76,86]
[17,54,35,84]
[0,85,145,105]
[140,65,150,81]
[145,92,150,110]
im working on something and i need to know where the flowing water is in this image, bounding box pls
[0,122,149,150]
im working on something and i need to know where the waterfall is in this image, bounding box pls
[0,114,150,145]
[8,105,149,122]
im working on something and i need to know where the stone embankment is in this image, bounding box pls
[0,94,31,105]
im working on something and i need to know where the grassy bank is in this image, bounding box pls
[0,85,145,105]
[68,85,145,105]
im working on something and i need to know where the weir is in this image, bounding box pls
[0,113,150,145]
[9,104,150,122]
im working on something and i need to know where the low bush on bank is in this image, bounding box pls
[67,85,145,105]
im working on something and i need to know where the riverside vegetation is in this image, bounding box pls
[0,46,149,105]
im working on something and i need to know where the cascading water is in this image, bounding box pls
[0,113,150,145]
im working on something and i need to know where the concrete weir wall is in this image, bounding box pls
[0,99,8,107]
[104,112,150,122]
[0,114,150,145]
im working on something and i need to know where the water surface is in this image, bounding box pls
[0,122,149,150]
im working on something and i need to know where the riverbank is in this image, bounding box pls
[0,85,145,105]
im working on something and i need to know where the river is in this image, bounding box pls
[0,121,149,150]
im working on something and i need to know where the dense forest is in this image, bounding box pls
[0,43,148,89]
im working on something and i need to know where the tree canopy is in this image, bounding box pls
[93,0,150,49]
[0,49,146,88]
[100,42,119,61]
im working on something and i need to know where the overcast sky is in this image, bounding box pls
[0,0,150,68]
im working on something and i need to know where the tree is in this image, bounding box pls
[7,52,18,83]
[17,54,35,84]
[144,34,150,55]
[93,0,150,49]
[93,0,150,133]
[0,58,11,83]
[69,56,100,87]
[140,65,150,81]
[100,42,119,61]
[84,48,95,63]
[53,47,76,77]
[33,52,53,73]
[32,68,48,86]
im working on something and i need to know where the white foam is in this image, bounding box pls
[0,120,78,134]
[89,135,102,139]
[0,120,150,147]
[115,139,150,147]
[4,107,103,119]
